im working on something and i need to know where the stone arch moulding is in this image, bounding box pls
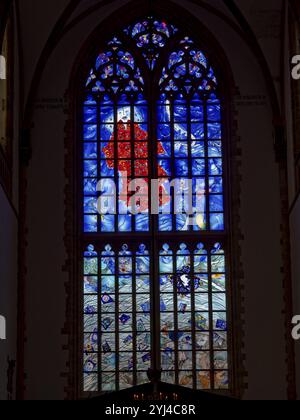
[63,0,245,400]
[22,0,282,135]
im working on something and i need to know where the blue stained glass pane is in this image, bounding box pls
[174,142,188,158]
[213,294,226,311]
[101,215,115,232]
[159,215,173,231]
[84,95,97,106]
[84,215,98,232]
[84,257,98,276]
[193,194,206,213]
[158,160,172,176]
[157,106,171,123]
[84,354,98,373]
[169,51,184,68]
[210,214,224,231]
[84,160,98,178]
[119,295,133,312]
[195,294,209,311]
[176,214,189,231]
[84,143,97,159]
[208,141,222,158]
[135,214,149,232]
[191,123,205,139]
[84,245,97,257]
[174,105,187,122]
[211,243,224,255]
[192,159,206,176]
[117,106,131,122]
[158,124,171,141]
[118,94,131,105]
[101,316,115,332]
[209,177,223,194]
[101,264,116,279]
[100,124,114,141]
[136,276,150,292]
[160,256,173,274]
[101,276,115,293]
[192,50,208,68]
[191,105,204,122]
[212,275,226,293]
[84,276,98,294]
[95,52,111,69]
[84,315,98,333]
[84,107,97,123]
[177,243,190,257]
[134,106,148,122]
[207,123,222,139]
[174,125,188,140]
[175,194,191,214]
[119,51,135,70]
[209,159,223,176]
[136,94,147,105]
[193,178,206,194]
[207,93,219,103]
[84,179,97,196]
[101,294,115,313]
[84,197,97,214]
[138,297,151,314]
[195,313,209,331]
[118,215,132,232]
[101,107,114,123]
[191,141,205,158]
[213,313,227,331]
[100,160,114,177]
[158,142,171,158]
[175,159,189,176]
[210,195,224,212]
[84,296,98,314]
[84,125,97,141]
[207,104,221,121]
[102,353,116,371]
[136,244,149,256]
[119,276,132,293]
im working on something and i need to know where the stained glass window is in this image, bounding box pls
[83,37,150,233]
[81,16,229,394]
[157,38,224,232]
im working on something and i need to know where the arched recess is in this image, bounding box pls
[13,0,296,401]
[64,0,244,400]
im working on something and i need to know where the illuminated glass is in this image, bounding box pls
[82,17,229,394]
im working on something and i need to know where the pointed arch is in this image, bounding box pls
[61,4,246,399]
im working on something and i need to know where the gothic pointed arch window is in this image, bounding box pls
[82,17,229,394]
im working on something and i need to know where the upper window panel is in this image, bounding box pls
[157,38,224,232]
[83,38,150,233]
[82,21,225,235]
